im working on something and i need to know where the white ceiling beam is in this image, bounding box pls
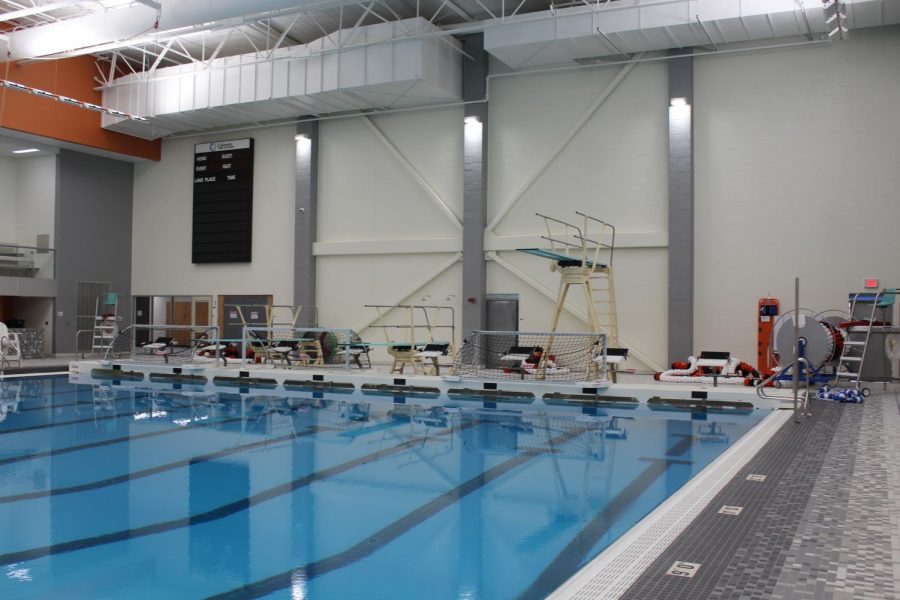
[0,0,82,22]
[5,3,158,59]
[267,14,301,56]
[132,0,161,9]
[147,39,174,75]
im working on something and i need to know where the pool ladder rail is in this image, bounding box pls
[756,356,812,417]
[833,289,895,392]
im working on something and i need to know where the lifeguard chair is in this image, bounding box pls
[518,212,621,379]
[518,212,618,343]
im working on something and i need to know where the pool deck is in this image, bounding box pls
[62,359,793,412]
[559,388,900,600]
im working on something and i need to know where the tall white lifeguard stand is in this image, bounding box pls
[518,212,618,346]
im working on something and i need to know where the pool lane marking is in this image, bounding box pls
[7,385,186,413]
[0,398,393,467]
[4,388,89,411]
[0,420,480,566]
[0,410,248,467]
[0,390,257,435]
[205,427,590,600]
[0,394,209,436]
[515,458,688,600]
[515,439,696,600]
[0,424,331,504]
[667,434,694,457]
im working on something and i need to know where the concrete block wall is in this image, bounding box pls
[694,25,900,362]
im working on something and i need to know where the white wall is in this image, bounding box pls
[0,155,56,248]
[486,60,669,370]
[132,125,297,317]
[15,155,56,248]
[695,26,900,363]
[0,156,17,243]
[316,108,464,360]
[125,25,900,372]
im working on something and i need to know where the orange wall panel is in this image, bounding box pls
[0,56,160,161]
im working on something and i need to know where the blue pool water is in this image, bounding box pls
[0,376,770,599]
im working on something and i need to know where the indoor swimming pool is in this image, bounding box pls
[0,376,771,599]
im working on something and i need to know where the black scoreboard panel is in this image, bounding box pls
[192,138,254,263]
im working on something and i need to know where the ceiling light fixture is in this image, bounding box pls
[12,148,40,154]
[0,79,150,123]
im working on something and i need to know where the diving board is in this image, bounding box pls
[518,212,622,377]
[518,248,606,270]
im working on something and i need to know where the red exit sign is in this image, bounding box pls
[864,278,879,289]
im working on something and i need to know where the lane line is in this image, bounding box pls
[0,421,479,566]
[0,425,328,504]
[207,427,588,600]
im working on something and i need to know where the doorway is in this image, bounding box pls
[219,295,273,341]
[486,294,519,331]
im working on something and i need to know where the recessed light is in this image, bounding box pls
[12,148,40,154]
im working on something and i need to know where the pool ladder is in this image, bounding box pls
[832,289,894,391]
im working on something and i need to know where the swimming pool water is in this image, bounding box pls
[0,376,770,599]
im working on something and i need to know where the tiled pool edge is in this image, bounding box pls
[548,408,792,600]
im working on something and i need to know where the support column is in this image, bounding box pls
[460,33,489,338]
[294,120,319,327]
[667,51,694,363]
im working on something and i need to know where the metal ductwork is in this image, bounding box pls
[5,4,158,60]
[101,17,462,140]
[483,0,900,69]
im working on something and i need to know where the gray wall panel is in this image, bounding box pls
[667,51,694,363]
[460,33,488,338]
[55,150,134,354]
[294,121,318,327]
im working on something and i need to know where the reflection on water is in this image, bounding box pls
[0,378,770,600]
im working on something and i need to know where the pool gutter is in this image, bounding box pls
[547,408,792,600]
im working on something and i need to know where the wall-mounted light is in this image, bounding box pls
[670,97,689,107]
[464,115,481,125]
[12,148,40,154]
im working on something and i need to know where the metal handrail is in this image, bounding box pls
[75,329,97,358]
[757,277,810,421]
[576,211,616,267]
[0,243,55,252]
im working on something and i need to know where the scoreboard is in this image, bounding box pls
[192,138,254,263]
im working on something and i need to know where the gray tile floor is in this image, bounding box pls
[621,388,900,599]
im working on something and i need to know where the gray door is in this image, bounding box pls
[222,295,270,340]
[486,295,519,332]
[485,295,519,368]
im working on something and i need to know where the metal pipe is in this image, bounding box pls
[793,277,800,422]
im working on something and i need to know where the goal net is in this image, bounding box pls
[452,330,606,382]
[104,325,220,365]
